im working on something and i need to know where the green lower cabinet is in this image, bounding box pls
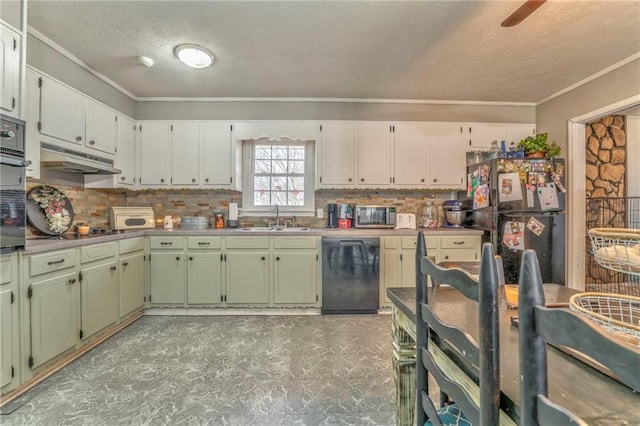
[149,252,185,304]
[0,287,15,389]
[225,252,269,304]
[119,253,145,317]
[273,252,317,305]
[187,252,222,304]
[29,272,78,369]
[80,261,118,340]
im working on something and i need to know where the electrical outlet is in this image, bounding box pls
[317,208,324,218]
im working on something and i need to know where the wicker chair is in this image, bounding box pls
[518,249,640,426]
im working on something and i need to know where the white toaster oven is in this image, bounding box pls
[109,207,156,230]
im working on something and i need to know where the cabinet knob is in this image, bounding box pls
[421,178,425,182]
[76,136,82,142]
[189,256,193,261]
[205,178,209,183]
[261,256,266,261]
[444,255,449,260]
[122,262,128,266]
[110,266,116,271]
[360,178,364,182]
[160,178,165,183]
[348,178,352,182]
[433,178,438,183]
[176,256,181,261]
[276,256,280,261]
[121,176,126,181]
[89,140,95,145]
[68,278,76,284]
[192,178,196,183]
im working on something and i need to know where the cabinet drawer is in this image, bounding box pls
[399,235,438,249]
[384,237,399,250]
[440,249,478,262]
[0,255,14,284]
[273,236,317,249]
[149,237,184,249]
[29,249,76,277]
[187,236,221,250]
[80,242,117,264]
[441,235,481,250]
[119,237,145,254]
[226,236,269,249]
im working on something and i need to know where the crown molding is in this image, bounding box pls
[536,52,640,106]
[27,26,139,101]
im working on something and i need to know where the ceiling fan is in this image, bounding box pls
[501,0,547,27]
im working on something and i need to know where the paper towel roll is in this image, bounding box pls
[229,203,238,220]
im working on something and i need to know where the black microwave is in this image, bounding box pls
[353,205,396,229]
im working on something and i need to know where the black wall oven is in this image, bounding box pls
[1,114,28,253]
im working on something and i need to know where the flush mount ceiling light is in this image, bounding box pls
[136,56,154,67]
[174,44,215,69]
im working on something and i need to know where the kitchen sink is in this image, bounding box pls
[237,226,310,232]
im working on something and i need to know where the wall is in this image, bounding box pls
[26,34,137,118]
[0,0,23,31]
[137,100,535,123]
[585,115,626,198]
[627,116,640,198]
[536,58,640,153]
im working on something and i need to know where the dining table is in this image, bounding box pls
[387,283,640,426]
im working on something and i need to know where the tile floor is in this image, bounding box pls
[2,314,395,425]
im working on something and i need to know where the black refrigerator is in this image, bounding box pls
[465,158,566,285]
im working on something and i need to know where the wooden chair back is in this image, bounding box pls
[416,236,503,426]
[518,249,640,426]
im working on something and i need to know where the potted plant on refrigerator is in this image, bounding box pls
[517,133,561,158]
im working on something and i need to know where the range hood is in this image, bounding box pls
[40,142,121,175]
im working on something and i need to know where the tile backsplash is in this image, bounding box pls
[26,179,454,233]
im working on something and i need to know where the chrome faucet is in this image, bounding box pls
[274,204,280,226]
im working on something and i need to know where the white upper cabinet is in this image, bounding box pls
[0,23,20,117]
[117,115,136,186]
[138,121,170,186]
[39,76,86,146]
[428,123,465,189]
[85,100,117,154]
[233,121,320,142]
[170,122,200,186]
[25,68,41,179]
[357,122,392,187]
[318,122,357,187]
[506,124,536,146]
[393,123,429,187]
[202,122,233,187]
[465,123,507,150]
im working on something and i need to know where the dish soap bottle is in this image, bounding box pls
[417,202,439,229]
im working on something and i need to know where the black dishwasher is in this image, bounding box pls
[321,237,380,314]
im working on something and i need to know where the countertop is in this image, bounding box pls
[24,227,484,254]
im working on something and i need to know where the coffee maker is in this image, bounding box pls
[327,203,338,228]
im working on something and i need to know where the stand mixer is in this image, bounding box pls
[442,200,467,227]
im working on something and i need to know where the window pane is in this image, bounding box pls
[289,146,304,160]
[273,160,287,174]
[255,146,271,160]
[288,177,304,191]
[254,176,270,191]
[288,160,304,174]
[254,189,270,206]
[272,146,288,160]
[255,160,271,174]
[288,191,304,206]
[271,177,287,191]
[272,192,287,205]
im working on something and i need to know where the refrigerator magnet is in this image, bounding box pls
[499,173,523,202]
[526,217,546,236]
[473,183,490,209]
[528,172,537,185]
[537,183,560,210]
[503,221,525,251]
[536,173,546,185]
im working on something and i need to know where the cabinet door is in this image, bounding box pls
[399,251,416,288]
[506,124,536,146]
[428,123,465,188]
[440,249,479,262]
[119,253,145,317]
[85,100,117,154]
[202,123,233,187]
[0,287,14,388]
[467,123,506,150]
[80,261,118,340]
[381,250,402,306]
[171,122,200,185]
[117,115,136,186]
[225,252,269,304]
[30,272,78,369]
[139,122,170,186]
[25,70,41,178]
[273,252,317,304]
[393,123,429,186]
[0,24,20,115]
[357,123,392,186]
[319,123,356,186]
[149,252,184,304]
[39,77,86,145]
[187,252,222,304]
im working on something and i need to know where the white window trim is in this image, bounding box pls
[241,138,316,217]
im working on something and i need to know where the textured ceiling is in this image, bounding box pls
[27,1,640,103]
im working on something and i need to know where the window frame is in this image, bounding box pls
[241,137,315,217]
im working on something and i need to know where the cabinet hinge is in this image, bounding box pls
[144,255,146,261]
[319,176,323,183]
[316,295,319,302]
[224,254,227,261]
[28,356,34,368]
[144,296,146,302]
[11,291,14,304]
[220,254,223,261]
[230,124,233,131]
[38,77,42,88]
[171,124,173,131]
[392,125,395,132]
[220,295,223,302]
[400,253,403,261]
[149,295,152,302]
[140,125,142,132]
[13,38,17,50]
[11,366,15,378]
[114,147,118,153]
[37,121,42,132]
[79,329,84,339]
[468,127,472,133]
[460,126,463,133]
[149,254,151,261]
[79,272,83,282]
[27,286,33,299]
[133,125,137,131]
[316,253,318,261]
[230,177,233,184]
[224,295,227,302]
[171,177,173,184]
[469,140,472,146]
[320,125,322,131]
[461,177,463,184]
[12,97,16,109]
